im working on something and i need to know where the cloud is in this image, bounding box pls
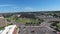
[21,7,43,12]
[0,4,12,7]
[21,7,35,11]
[24,7,32,10]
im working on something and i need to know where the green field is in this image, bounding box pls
[14,18,40,23]
[0,27,4,30]
[6,16,42,24]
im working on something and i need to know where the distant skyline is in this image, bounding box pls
[0,0,60,13]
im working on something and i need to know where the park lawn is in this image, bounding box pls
[6,17,40,24]
[14,18,40,23]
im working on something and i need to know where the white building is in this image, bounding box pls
[0,25,18,34]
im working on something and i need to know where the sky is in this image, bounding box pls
[0,0,60,13]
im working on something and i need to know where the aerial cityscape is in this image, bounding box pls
[0,0,60,34]
[0,11,60,34]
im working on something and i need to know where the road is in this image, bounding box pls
[39,21,56,34]
[18,22,57,34]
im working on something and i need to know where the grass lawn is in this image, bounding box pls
[13,18,40,23]
[14,18,40,23]
[0,27,4,30]
[6,16,41,24]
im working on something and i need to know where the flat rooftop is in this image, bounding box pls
[1,25,17,34]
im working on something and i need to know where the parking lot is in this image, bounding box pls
[18,26,57,34]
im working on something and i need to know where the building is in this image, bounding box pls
[19,14,36,18]
[1,25,18,34]
[0,16,7,27]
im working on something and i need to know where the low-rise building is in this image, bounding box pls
[14,14,36,18]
